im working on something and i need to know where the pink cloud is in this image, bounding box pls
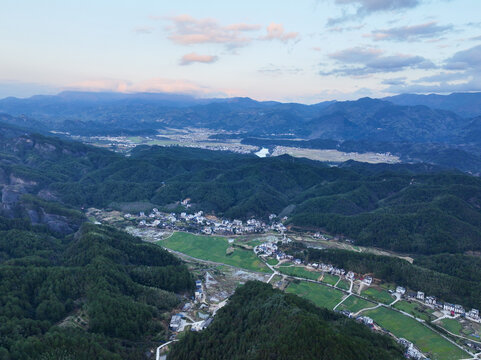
[64,78,229,97]
[261,23,299,43]
[180,52,218,65]
[165,14,260,48]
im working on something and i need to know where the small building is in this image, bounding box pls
[443,303,455,312]
[362,276,372,286]
[467,309,479,319]
[425,296,436,305]
[346,271,355,280]
[169,315,182,331]
[416,291,425,301]
[396,286,406,295]
[360,316,374,326]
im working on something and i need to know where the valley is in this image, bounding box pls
[88,205,481,360]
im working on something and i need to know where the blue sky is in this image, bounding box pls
[1,0,480,102]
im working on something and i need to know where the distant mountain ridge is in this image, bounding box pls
[0,91,479,143]
[384,92,481,118]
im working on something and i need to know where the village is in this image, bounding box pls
[88,205,481,360]
[122,198,286,237]
[253,239,481,359]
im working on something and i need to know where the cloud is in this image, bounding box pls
[65,78,227,97]
[328,24,365,32]
[381,77,406,86]
[258,64,303,76]
[383,77,481,94]
[179,52,218,65]
[164,14,261,48]
[413,72,468,83]
[329,46,382,63]
[445,44,481,70]
[328,0,421,24]
[470,35,481,41]
[383,45,481,94]
[367,22,452,41]
[335,0,420,13]
[260,23,299,43]
[323,46,435,76]
[133,26,155,34]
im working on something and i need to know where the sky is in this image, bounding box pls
[1,0,481,103]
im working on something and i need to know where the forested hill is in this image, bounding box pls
[0,218,193,359]
[3,123,481,255]
[168,281,404,360]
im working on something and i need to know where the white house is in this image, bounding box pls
[416,291,425,301]
[396,286,406,295]
[362,276,372,285]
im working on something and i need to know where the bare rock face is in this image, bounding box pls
[37,189,59,202]
[1,187,23,204]
[9,174,37,186]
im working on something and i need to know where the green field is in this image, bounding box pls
[394,301,435,322]
[439,318,463,335]
[286,281,345,310]
[362,287,395,304]
[365,307,469,360]
[158,232,271,273]
[266,258,279,266]
[321,273,339,285]
[337,295,376,314]
[337,279,351,291]
[278,266,320,280]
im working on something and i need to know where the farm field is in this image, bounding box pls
[278,266,320,280]
[337,279,351,291]
[439,318,481,341]
[365,307,469,360]
[266,258,279,266]
[321,273,339,285]
[362,287,395,304]
[158,232,271,273]
[394,301,436,322]
[337,295,376,314]
[286,281,345,310]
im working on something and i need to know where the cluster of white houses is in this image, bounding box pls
[402,290,479,320]
[127,207,288,235]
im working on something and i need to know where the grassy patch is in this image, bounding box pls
[439,318,463,335]
[278,266,320,280]
[286,281,344,310]
[362,287,395,304]
[321,273,339,286]
[266,258,279,266]
[365,307,469,360]
[394,301,435,322]
[158,232,270,273]
[338,296,376,314]
[337,279,351,291]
